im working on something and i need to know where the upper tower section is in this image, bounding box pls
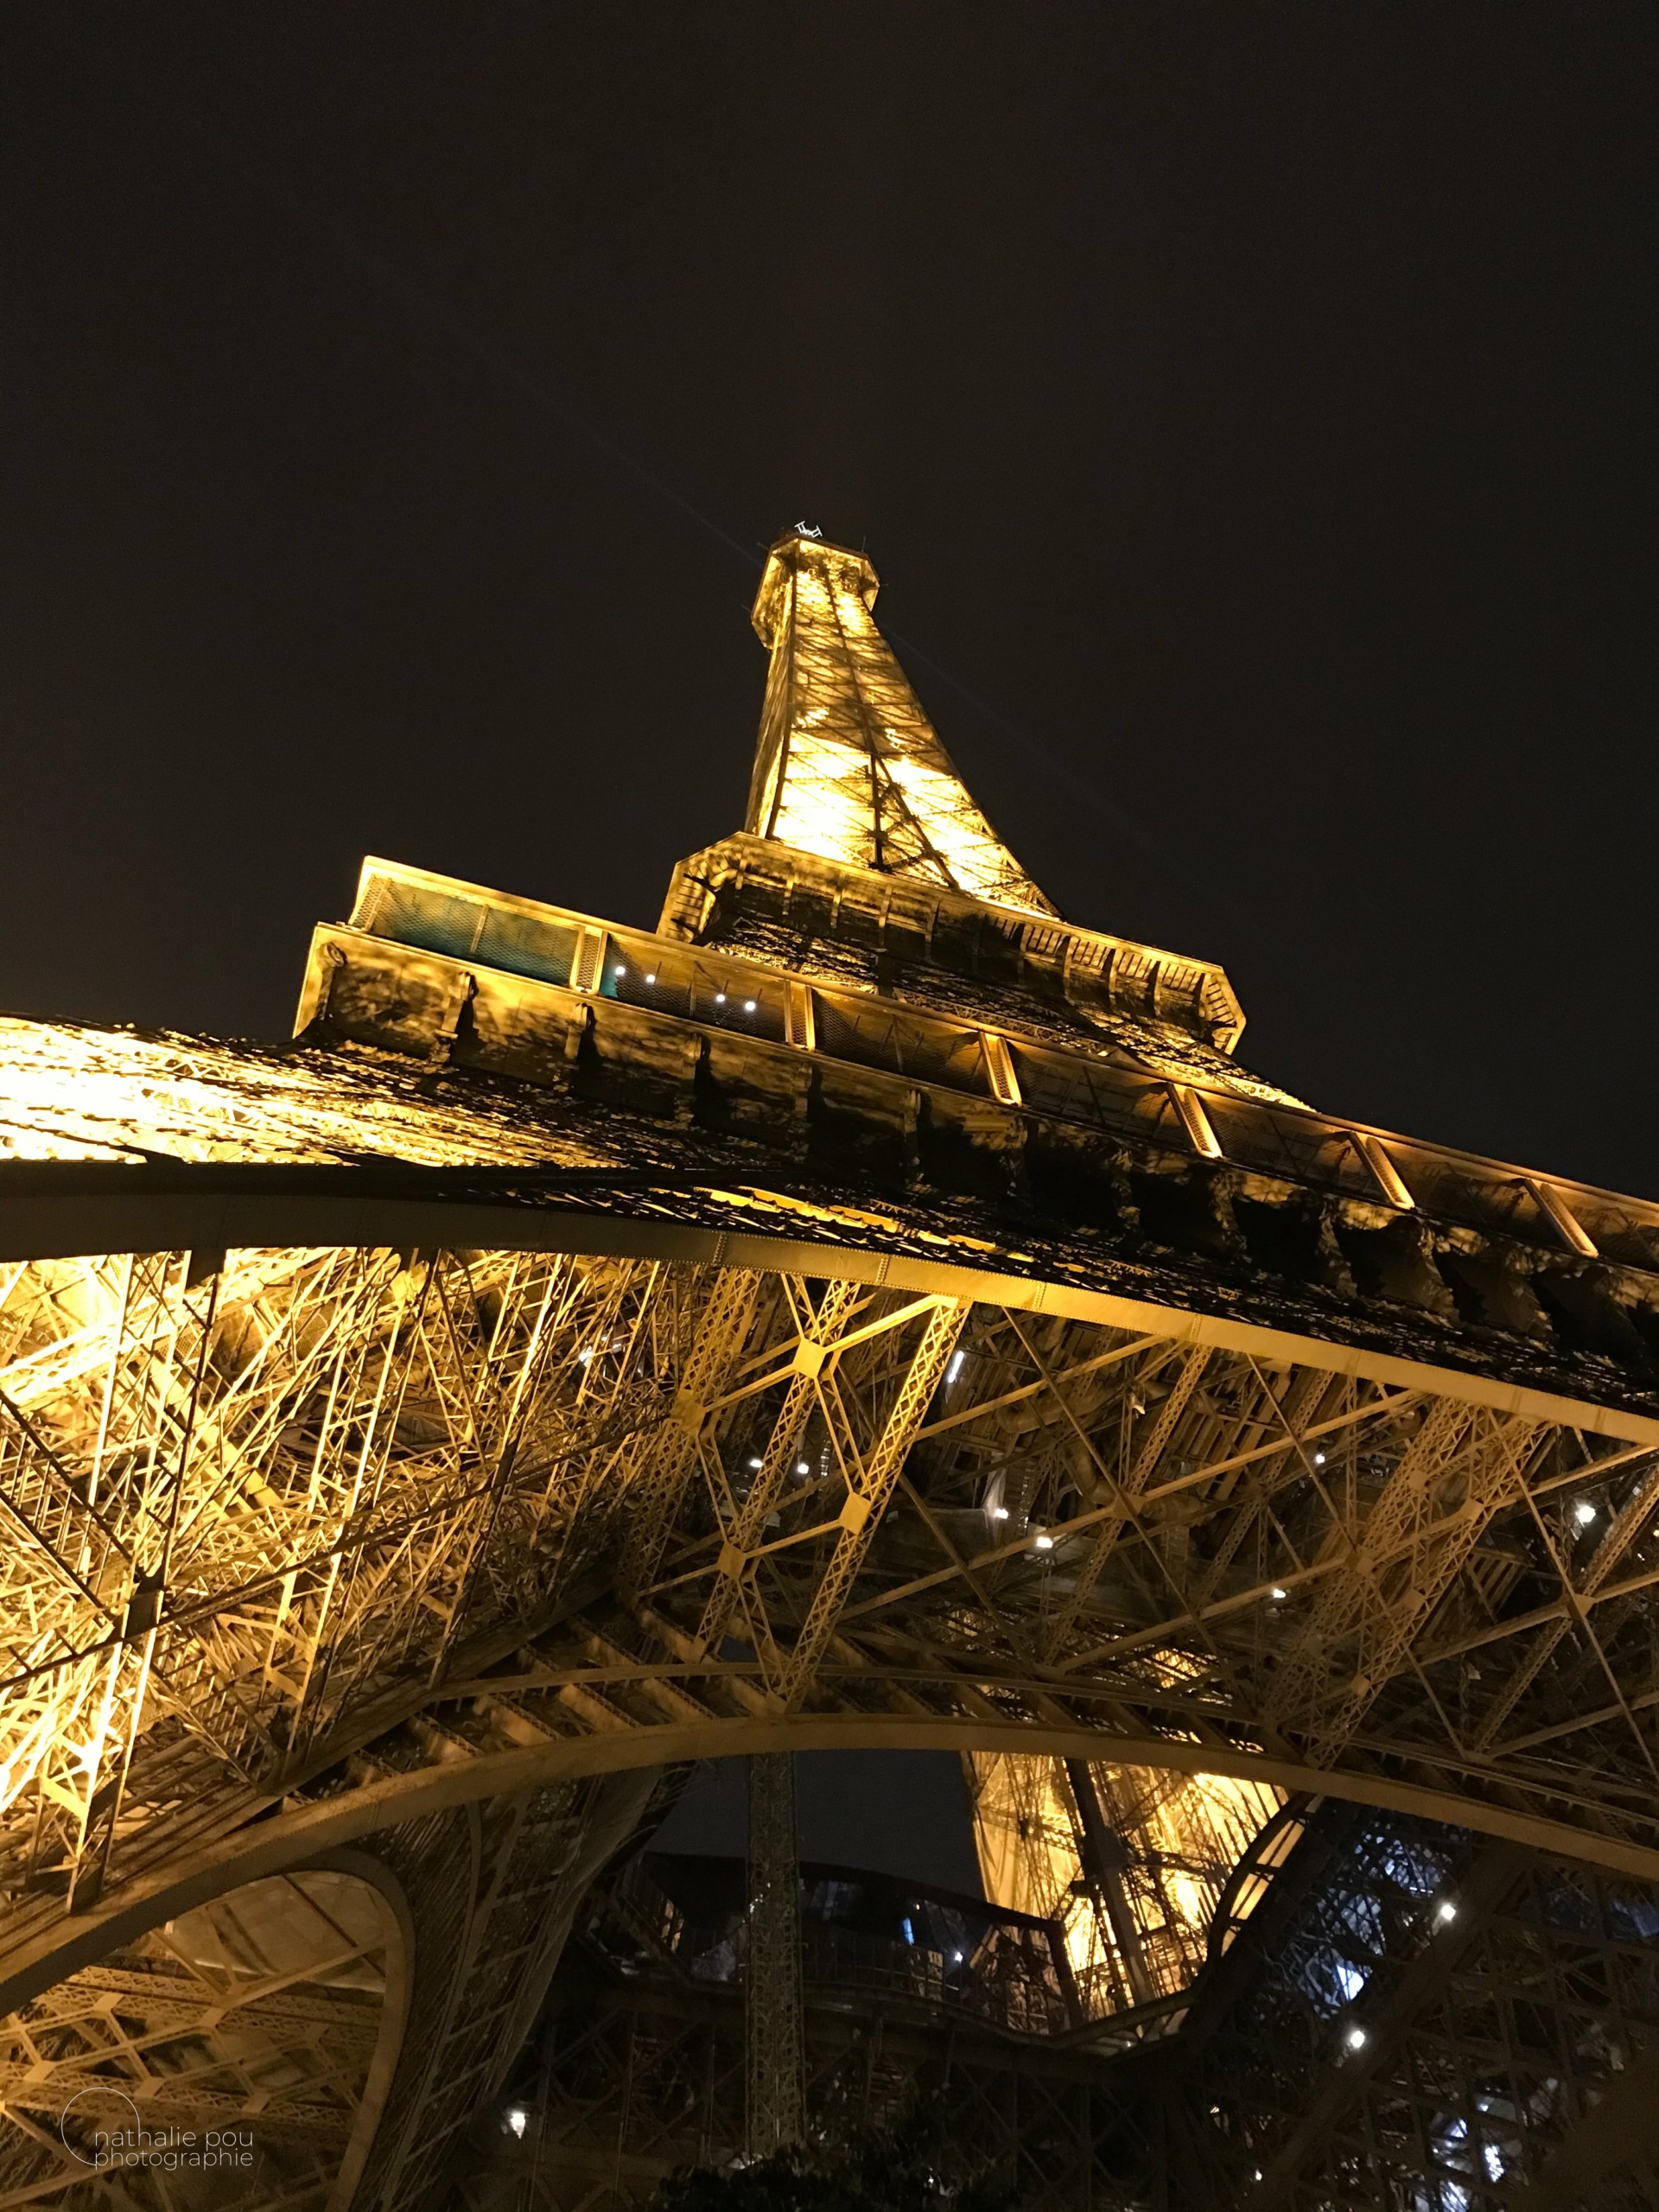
[306,523,1274,1114]
[658,530,1254,1071]
[745,533,1057,918]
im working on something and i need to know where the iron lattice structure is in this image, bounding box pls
[0,531,1655,2205]
[1160,1799,1659,2211]
[452,1812,1659,2212]
[455,1847,1153,2211]
[744,1754,804,2155]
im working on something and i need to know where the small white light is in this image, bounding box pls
[1346,2027,1367,2050]
[748,1457,763,1470]
[506,2108,527,2137]
[946,1350,965,1382]
[1313,1451,1325,1466]
[796,1461,810,1476]
[715,991,727,1004]
[1271,1586,1288,1600]
[577,1347,594,1364]
[1034,1532,1053,1551]
[1436,1899,1458,1924]
[613,965,626,979]
[645,971,657,983]
[992,1506,1009,1521]
[952,1949,963,1963]
[744,999,757,1013]
[1573,1501,1598,1527]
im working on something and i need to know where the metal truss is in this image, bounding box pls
[964,1748,1287,2018]
[745,1754,804,2156]
[3,527,1659,2209]
[452,1795,1659,2212]
[3,1249,1658,1981]
[746,534,1056,916]
[2,1241,1656,2204]
[500,1998,1122,2212]
[1160,1799,1659,2211]
[0,1244,666,1901]
[456,1853,1132,2212]
[0,1866,390,2210]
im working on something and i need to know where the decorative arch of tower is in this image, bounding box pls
[2,532,1658,2208]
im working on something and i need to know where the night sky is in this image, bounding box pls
[4,6,1656,1885]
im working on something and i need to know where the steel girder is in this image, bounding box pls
[3,1239,1659,1980]
[744,1753,804,2156]
[1161,1800,1659,2211]
[1,1230,1658,2207]
[5,528,1659,2209]
[461,1859,1135,2212]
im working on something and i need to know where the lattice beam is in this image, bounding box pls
[746,1752,804,2155]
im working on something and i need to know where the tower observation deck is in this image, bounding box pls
[0,533,1656,2208]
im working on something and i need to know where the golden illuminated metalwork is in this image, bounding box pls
[966,1751,1285,2014]
[1,1872,394,2205]
[0,533,1655,2209]
[747,534,1056,914]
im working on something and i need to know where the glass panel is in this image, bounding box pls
[603,944,788,1044]
[359,874,578,988]
[813,995,992,1093]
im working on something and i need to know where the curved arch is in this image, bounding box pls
[1205,1791,1313,1966]
[5,1713,1657,2022]
[302,1849,416,2212]
[0,1849,411,2211]
[0,1172,1650,1442]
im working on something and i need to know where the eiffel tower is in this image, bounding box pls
[0,531,1656,2209]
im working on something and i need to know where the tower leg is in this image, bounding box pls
[746,1751,804,2157]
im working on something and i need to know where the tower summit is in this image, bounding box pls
[747,531,1056,914]
[649,528,1257,1101]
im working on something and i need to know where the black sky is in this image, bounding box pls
[652,1755,984,1897]
[3,4,1656,1884]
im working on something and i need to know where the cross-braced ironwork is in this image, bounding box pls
[457,1846,1145,2211]
[745,1754,804,2155]
[0,531,1655,2209]
[1160,1799,1659,2211]
[450,1798,1659,2211]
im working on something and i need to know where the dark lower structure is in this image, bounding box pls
[451,1843,1171,2211]
[447,1802,1659,2212]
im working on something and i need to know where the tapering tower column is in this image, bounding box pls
[745,531,1056,913]
[746,1751,805,2156]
